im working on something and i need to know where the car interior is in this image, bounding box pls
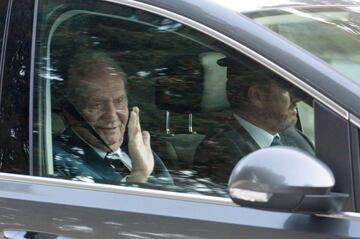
[33,2,315,196]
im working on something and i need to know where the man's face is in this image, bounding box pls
[258,82,299,133]
[69,65,129,152]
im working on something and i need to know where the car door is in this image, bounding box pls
[1,0,360,239]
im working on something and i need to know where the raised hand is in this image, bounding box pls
[127,107,154,183]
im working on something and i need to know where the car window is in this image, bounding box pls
[33,0,315,197]
[0,0,8,47]
[0,0,33,175]
[245,7,360,85]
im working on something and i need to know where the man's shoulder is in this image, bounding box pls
[280,127,315,155]
[52,128,121,182]
[206,117,256,147]
[195,116,258,163]
[53,128,96,162]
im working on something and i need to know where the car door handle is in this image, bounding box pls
[3,230,72,239]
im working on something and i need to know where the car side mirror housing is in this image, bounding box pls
[228,147,348,214]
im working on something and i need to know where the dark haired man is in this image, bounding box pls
[194,55,314,186]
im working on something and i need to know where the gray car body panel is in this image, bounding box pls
[0,0,360,238]
[0,174,359,238]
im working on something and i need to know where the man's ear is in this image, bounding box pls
[248,85,265,108]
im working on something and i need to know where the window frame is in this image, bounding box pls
[0,0,35,175]
[29,0,355,203]
[0,0,11,106]
[314,101,354,210]
[36,7,221,176]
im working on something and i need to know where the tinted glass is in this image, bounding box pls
[0,0,8,52]
[246,7,360,85]
[0,0,33,174]
[34,0,315,196]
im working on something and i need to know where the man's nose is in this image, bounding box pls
[102,101,117,119]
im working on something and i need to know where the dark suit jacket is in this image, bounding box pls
[53,128,173,185]
[193,117,315,187]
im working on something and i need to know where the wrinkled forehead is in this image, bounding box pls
[66,63,127,100]
[70,61,125,81]
[72,76,126,91]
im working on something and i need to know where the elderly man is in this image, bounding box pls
[194,55,314,186]
[53,52,172,185]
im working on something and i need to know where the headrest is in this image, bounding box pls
[155,55,204,113]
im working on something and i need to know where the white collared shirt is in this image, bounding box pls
[234,114,280,148]
[95,147,132,171]
[72,129,132,170]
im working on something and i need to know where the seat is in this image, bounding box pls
[154,52,229,169]
[153,54,204,168]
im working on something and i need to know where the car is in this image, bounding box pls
[1,0,360,238]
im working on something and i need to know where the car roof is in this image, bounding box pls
[211,0,360,13]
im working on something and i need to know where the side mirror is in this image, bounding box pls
[228,147,348,214]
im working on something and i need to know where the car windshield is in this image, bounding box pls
[244,6,360,84]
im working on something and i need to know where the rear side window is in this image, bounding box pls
[33,0,315,197]
[0,0,33,174]
[0,0,8,53]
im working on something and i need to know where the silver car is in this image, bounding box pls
[1,0,360,238]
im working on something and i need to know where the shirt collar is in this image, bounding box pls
[71,128,132,169]
[101,148,132,170]
[95,147,123,160]
[234,114,279,148]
